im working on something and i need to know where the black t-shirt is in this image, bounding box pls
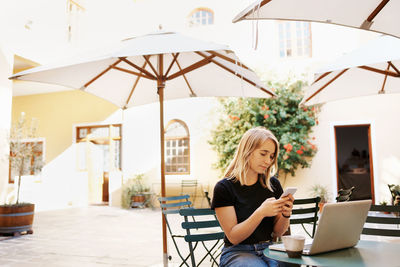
[211,176,283,246]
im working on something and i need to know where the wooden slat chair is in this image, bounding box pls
[180,208,225,267]
[362,204,400,237]
[158,195,196,267]
[290,197,321,238]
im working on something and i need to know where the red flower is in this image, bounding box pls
[311,145,317,151]
[296,150,303,155]
[303,108,308,111]
[261,105,269,111]
[229,115,240,121]
[264,114,269,119]
[301,145,305,150]
[312,107,316,112]
[283,144,293,152]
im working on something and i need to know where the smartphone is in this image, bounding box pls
[281,187,297,197]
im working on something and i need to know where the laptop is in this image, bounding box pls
[269,199,372,255]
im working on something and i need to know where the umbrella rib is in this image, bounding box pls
[111,65,155,79]
[124,61,148,108]
[241,0,273,19]
[175,58,196,97]
[379,62,391,94]
[84,58,122,88]
[206,51,251,70]
[196,51,275,97]
[166,55,216,80]
[119,57,157,80]
[305,69,348,103]
[143,55,160,78]
[164,53,180,77]
[312,71,332,85]
[388,61,400,76]
[358,65,399,77]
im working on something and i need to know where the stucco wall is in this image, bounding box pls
[282,93,400,204]
[0,47,12,204]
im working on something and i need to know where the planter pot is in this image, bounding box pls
[131,194,146,203]
[0,203,34,235]
[318,202,325,213]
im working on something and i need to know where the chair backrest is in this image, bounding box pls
[291,197,321,238]
[158,195,192,234]
[181,180,198,204]
[362,205,400,237]
[179,208,225,267]
[336,186,355,202]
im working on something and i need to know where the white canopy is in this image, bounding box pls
[233,0,400,38]
[302,35,400,105]
[11,31,275,108]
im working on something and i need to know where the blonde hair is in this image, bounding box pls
[224,127,279,191]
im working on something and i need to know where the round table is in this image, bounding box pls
[264,240,400,267]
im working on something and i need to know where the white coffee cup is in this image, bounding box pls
[282,235,305,258]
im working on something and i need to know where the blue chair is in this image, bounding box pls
[158,195,194,267]
[180,208,225,267]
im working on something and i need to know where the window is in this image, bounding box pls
[9,140,44,183]
[188,8,214,27]
[165,120,190,174]
[278,21,311,58]
[76,124,122,171]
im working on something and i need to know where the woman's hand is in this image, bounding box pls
[280,194,294,217]
[257,197,286,217]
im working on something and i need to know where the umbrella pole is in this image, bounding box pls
[157,55,168,267]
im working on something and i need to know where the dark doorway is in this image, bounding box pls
[335,125,374,203]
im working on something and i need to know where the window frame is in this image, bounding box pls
[278,21,312,58]
[164,119,190,175]
[75,124,122,172]
[188,7,214,27]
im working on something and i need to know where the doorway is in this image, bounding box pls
[76,124,122,204]
[335,125,374,203]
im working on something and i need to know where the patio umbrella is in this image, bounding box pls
[300,35,400,105]
[232,0,400,38]
[9,31,275,265]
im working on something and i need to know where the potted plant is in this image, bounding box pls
[121,174,151,209]
[0,113,44,236]
[310,184,330,213]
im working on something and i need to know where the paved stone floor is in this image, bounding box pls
[0,206,190,267]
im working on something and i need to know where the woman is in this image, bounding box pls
[211,127,294,267]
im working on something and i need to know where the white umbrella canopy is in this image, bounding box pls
[301,35,400,105]
[233,0,400,38]
[11,31,274,108]
[10,31,274,265]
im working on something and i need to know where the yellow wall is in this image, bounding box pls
[12,90,119,164]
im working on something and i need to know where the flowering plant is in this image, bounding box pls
[209,80,318,177]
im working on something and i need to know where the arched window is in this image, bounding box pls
[188,8,214,27]
[165,119,190,174]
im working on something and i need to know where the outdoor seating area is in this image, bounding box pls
[2,1,400,266]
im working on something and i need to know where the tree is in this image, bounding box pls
[9,112,44,204]
[209,80,318,177]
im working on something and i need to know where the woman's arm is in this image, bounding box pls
[215,197,286,245]
[273,194,294,237]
